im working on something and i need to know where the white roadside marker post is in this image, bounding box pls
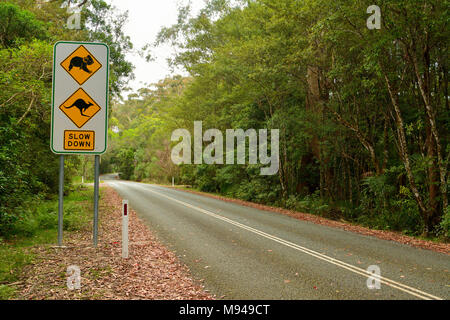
[122,200,129,258]
[172,176,175,187]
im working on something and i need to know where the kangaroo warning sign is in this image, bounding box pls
[59,88,101,128]
[51,41,109,154]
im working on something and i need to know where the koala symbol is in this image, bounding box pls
[68,55,94,73]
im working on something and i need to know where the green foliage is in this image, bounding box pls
[297,192,331,216]
[358,172,423,235]
[0,1,133,238]
[115,148,136,180]
[2,185,91,238]
[439,207,450,239]
[285,192,335,218]
[194,165,219,193]
[0,284,16,299]
[0,2,46,48]
[0,243,31,299]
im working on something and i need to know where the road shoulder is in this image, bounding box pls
[17,186,213,300]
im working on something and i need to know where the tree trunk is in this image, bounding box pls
[383,73,428,220]
[426,124,440,232]
[408,49,448,212]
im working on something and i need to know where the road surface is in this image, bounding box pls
[104,177,449,300]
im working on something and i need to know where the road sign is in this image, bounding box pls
[64,130,95,151]
[60,45,102,85]
[51,41,109,154]
[59,88,101,128]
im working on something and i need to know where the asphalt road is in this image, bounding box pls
[104,177,449,300]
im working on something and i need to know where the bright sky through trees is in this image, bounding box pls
[107,0,206,94]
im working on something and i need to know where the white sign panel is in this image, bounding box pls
[51,41,109,154]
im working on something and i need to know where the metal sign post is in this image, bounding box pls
[93,155,100,246]
[58,155,64,246]
[51,41,109,247]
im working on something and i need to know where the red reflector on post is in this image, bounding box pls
[122,199,129,259]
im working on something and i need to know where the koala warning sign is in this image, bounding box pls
[51,41,109,154]
[60,45,102,85]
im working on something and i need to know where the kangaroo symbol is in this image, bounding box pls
[64,99,93,117]
[68,55,94,73]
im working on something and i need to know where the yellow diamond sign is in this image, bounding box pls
[59,88,101,128]
[60,45,102,85]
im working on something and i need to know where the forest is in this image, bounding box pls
[106,0,449,238]
[0,0,449,240]
[0,0,133,237]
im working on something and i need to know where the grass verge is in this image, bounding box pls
[0,185,94,299]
